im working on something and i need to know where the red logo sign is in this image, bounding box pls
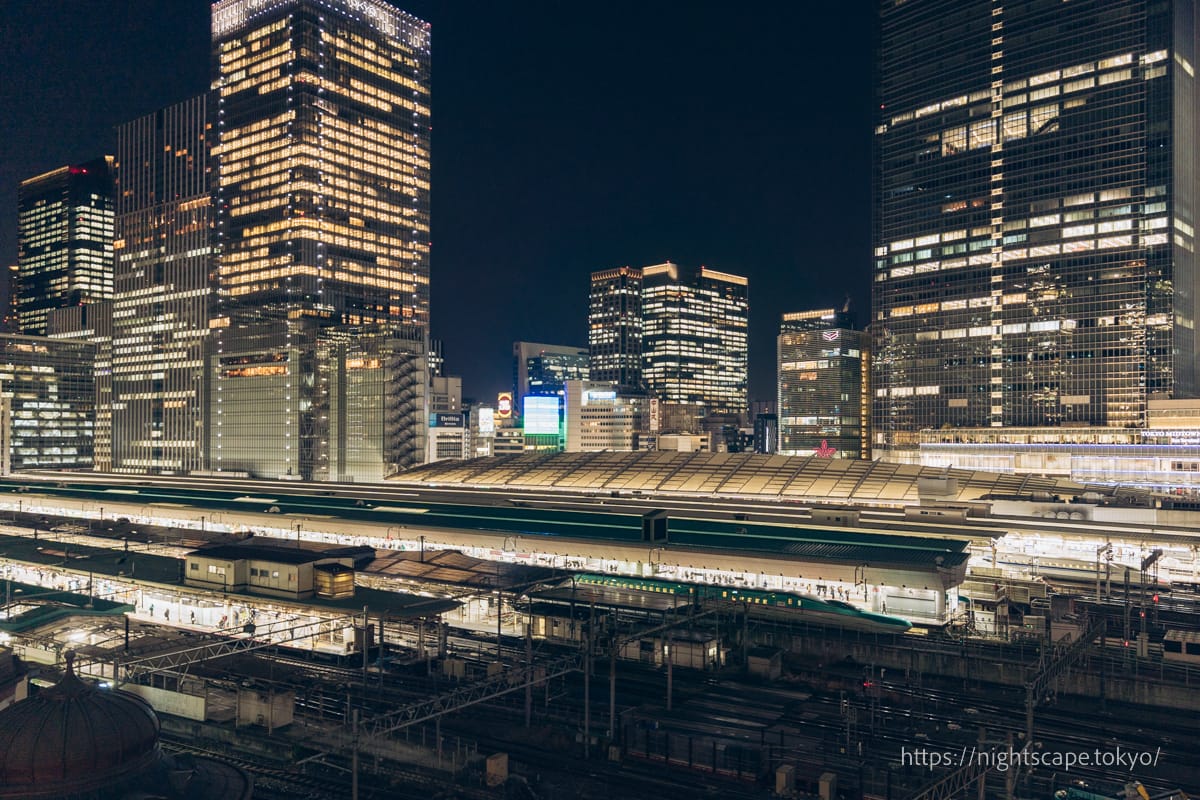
[497,392,513,418]
[814,439,836,458]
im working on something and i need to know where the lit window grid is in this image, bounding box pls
[873,0,1188,449]
[0,337,96,470]
[16,164,115,336]
[588,269,644,388]
[641,271,749,415]
[111,96,213,474]
[214,1,430,328]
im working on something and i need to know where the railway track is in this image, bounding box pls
[160,731,495,800]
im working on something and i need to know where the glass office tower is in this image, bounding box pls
[112,96,212,474]
[588,266,644,390]
[513,342,590,403]
[642,263,749,416]
[873,0,1199,460]
[16,158,114,336]
[211,0,431,329]
[0,336,96,471]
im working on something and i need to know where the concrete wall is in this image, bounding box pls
[237,687,294,729]
[124,683,207,721]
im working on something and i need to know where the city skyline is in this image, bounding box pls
[0,1,873,403]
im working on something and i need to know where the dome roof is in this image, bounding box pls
[0,652,161,798]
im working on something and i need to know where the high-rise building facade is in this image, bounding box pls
[326,329,429,479]
[563,379,647,452]
[642,263,749,415]
[0,335,96,471]
[210,320,428,481]
[112,95,213,475]
[16,158,115,336]
[588,266,643,389]
[777,309,869,459]
[48,304,114,471]
[513,342,589,404]
[211,0,431,329]
[873,0,1200,460]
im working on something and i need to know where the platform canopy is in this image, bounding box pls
[390,451,1113,505]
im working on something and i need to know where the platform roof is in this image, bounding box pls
[0,581,134,633]
[363,549,554,590]
[391,451,1104,504]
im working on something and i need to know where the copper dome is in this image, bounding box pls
[0,653,161,798]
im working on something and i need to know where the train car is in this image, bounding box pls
[571,574,911,634]
[573,573,698,598]
[709,587,912,634]
[1162,629,1200,664]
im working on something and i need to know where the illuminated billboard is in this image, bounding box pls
[523,396,560,435]
[583,390,616,404]
[477,407,495,434]
[497,392,513,419]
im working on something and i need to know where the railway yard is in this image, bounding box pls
[1,472,1199,800]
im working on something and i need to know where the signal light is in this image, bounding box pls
[1153,594,1160,603]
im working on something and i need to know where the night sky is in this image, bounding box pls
[0,1,874,404]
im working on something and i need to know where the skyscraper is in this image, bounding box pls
[777,309,869,459]
[873,0,1199,461]
[16,157,114,336]
[112,95,213,474]
[211,0,431,330]
[642,262,749,416]
[588,266,643,389]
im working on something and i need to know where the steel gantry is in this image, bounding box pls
[97,613,363,683]
[1023,616,1107,743]
[302,608,717,766]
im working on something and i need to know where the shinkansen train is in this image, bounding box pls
[571,574,912,634]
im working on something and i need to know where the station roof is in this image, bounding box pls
[390,451,1102,504]
[186,544,332,565]
[664,517,970,568]
[0,532,455,618]
[363,549,553,590]
[0,581,134,633]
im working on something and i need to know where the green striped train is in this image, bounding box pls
[573,573,912,634]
